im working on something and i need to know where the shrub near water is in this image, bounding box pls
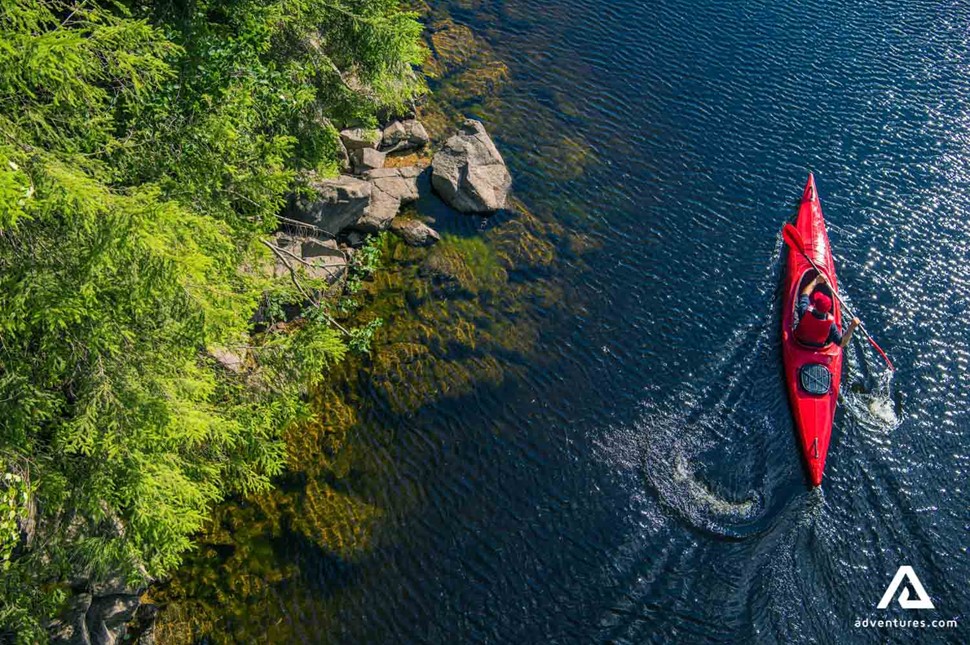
[0,0,424,637]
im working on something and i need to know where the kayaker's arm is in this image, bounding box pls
[800,274,823,298]
[839,317,861,348]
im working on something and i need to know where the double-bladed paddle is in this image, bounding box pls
[782,223,895,371]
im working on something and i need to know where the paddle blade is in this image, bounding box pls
[867,337,896,371]
[782,223,806,254]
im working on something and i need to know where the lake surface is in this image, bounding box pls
[162,0,970,642]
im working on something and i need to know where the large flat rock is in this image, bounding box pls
[351,167,424,233]
[340,127,381,151]
[285,174,371,236]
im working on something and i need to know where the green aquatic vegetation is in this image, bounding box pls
[418,16,511,139]
[548,135,597,181]
[289,479,384,556]
[489,200,562,269]
[149,498,301,643]
[422,235,508,294]
[358,224,558,415]
[152,198,573,640]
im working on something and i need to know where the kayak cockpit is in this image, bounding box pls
[791,269,839,348]
[794,269,835,307]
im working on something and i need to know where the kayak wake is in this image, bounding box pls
[593,252,786,539]
[842,363,901,432]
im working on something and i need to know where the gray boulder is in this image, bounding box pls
[210,347,245,374]
[340,127,381,151]
[344,230,367,248]
[87,595,141,645]
[350,147,386,173]
[49,589,143,645]
[390,218,440,247]
[381,119,430,151]
[335,138,351,173]
[352,166,424,233]
[50,592,93,645]
[353,191,399,234]
[431,119,511,213]
[300,238,348,284]
[284,166,425,237]
[286,174,371,236]
[366,166,422,204]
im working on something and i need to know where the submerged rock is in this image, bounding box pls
[286,174,371,236]
[418,237,507,297]
[431,119,511,213]
[390,217,440,247]
[381,119,430,152]
[339,127,381,151]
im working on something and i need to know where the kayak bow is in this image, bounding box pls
[781,173,843,487]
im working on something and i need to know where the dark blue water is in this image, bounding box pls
[174,1,970,641]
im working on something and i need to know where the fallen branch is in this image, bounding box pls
[259,239,352,336]
[265,239,347,281]
[276,214,337,239]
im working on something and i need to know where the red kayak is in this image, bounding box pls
[782,173,843,487]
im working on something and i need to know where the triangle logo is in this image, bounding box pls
[877,566,935,610]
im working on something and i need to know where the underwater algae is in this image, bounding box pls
[150,6,601,639]
[151,200,575,642]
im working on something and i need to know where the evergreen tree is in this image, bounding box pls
[0,0,424,637]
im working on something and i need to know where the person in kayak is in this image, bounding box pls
[795,273,860,347]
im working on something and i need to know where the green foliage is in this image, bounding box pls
[0,159,32,230]
[0,0,424,637]
[345,231,386,294]
[349,318,384,353]
[0,472,28,570]
[354,232,387,274]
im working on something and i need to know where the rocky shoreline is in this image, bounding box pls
[273,116,512,292]
[47,117,514,645]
